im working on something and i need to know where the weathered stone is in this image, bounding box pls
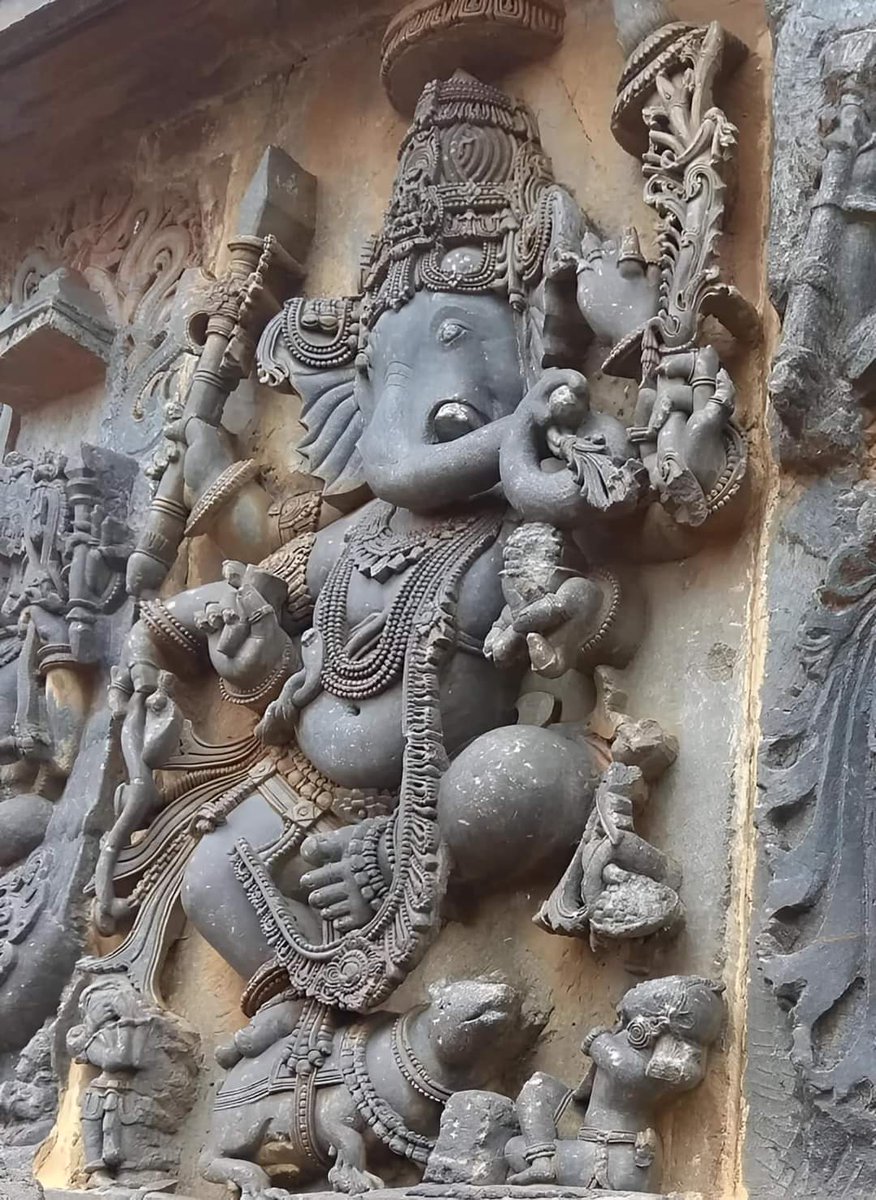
[235,144,317,263]
[611,719,679,781]
[0,2,787,1198]
[742,5,876,1198]
[380,0,566,113]
[0,269,113,411]
[423,1091,519,1185]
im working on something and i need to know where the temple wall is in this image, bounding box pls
[9,2,863,1199]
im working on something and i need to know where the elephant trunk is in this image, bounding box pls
[360,417,512,511]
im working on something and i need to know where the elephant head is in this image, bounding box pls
[256,72,591,512]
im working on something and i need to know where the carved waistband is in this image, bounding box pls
[576,1126,640,1145]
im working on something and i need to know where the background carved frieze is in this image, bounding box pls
[0,183,216,458]
[744,4,876,1199]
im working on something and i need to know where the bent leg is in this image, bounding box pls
[200,1148,274,1200]
[507,1071,570,1183]
[182,793,287,979]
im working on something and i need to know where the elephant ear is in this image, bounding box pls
[257,296,367,503]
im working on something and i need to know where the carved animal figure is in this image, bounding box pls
[201,978,521,1199]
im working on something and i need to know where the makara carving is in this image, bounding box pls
[73,10,748,1199]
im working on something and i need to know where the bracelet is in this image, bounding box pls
[524,1143,556,1162]
[348,817,393,911]
[185,459,260,538]
[141,599,202,663]
[218,641,294,709]
[259,530,317,626]
[270,490,322,542]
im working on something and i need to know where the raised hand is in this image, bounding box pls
[573,228,660,349]
[632,346,739,526]
[194,561,293,694]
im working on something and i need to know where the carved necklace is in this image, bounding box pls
[314,501,502,701]
[339,1016,443,1164]
[390,1007,452,1103]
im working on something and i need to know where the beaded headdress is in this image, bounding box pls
[358,71,558,328]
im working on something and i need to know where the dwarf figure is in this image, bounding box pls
[505,975,725,1193]
[66,977,198,1191]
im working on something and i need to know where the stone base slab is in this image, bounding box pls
[42,1187,701,1200]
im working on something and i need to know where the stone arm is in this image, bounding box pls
[127,413,279,599]
[180,417,277,562]
[215,997,301,1069]
[66,1022,92,1065]
[565,230,748,539]
[629,346,747,530]
[95,565,300,934]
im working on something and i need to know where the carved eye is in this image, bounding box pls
[438,319,466,346]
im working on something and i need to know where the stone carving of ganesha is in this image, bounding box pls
[90,70,744,1196]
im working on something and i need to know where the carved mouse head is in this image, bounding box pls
[423,976,521,1067]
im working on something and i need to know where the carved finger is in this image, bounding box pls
[657,350,698,382]
[234,572,277,625]
[692,344,720,383]
[618,226,647,279]
[602,862,633,884]
[254,697,297,745]
[512,594,566,635]
[221,559,246,589]
[301,829,351,866]
[578,229,603,266]
[194,602,223,633]
[550,247,581,276]
[300,864,345,894]
[335,913,366,933]
[308,882,351,908]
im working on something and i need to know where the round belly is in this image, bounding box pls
[296,654,520,793]
[296,688,405,791]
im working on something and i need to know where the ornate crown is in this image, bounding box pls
[359,70,559,329]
